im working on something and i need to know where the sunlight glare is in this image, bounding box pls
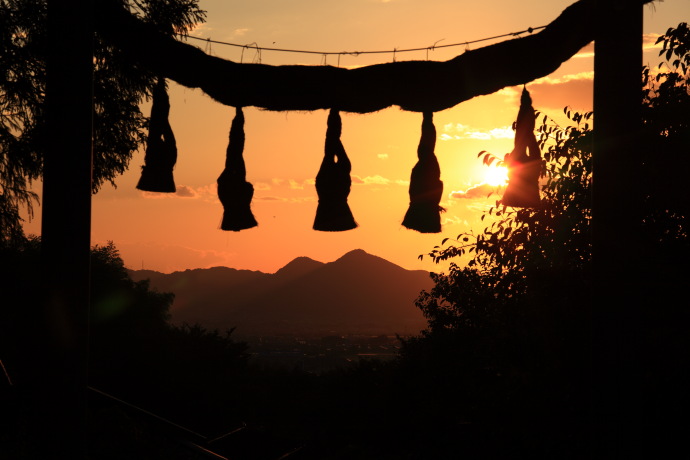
[484,165,509,186]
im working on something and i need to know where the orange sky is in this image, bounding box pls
[21,0,687,274]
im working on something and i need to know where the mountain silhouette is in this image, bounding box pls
[129,250,431,336]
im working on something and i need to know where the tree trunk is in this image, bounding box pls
[34,1,93,458]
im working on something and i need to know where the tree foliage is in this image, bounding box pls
[418,108,593,333]
[417,21,689,332]
[0,0,205,242]
[401,22,690,431]
[0,237,250,441]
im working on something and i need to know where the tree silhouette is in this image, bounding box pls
[400,22,690,455]
[0,0,205,240]
[0,237,252,456]
[402,109,593,447]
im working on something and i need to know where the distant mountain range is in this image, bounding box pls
[128,249,433,337]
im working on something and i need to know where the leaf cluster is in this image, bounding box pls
[427,109,592,283]
[641,22,690,242]
[0,0,46,243]
[656,22,690,74]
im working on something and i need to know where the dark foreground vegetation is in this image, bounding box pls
[1,18,689,460]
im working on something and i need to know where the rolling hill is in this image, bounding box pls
[128,249,432,337]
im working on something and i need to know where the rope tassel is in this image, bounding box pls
[137,77,177,193]
[502,87,542,207]
[313,109,357,231]
[217,107,258,231]
[402,112,444,233]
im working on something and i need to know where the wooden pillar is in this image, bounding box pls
[35,1,93,457]
[591,1,643,454]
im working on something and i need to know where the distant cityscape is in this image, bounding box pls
[239,334,404,374]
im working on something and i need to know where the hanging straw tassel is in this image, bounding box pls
[502,87,542,207]
[217,107,258,231]
[313,109,358,231]
[402,112,444,233]
[137,76,177,193]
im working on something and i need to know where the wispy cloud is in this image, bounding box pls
[256,195,315,203]
[449,183,501,199]
[643,33,663,50]
[440,123,514,141]
[357,175,391,185]
[175,185,197,197]
[288,179,305,190]
[118,241,241,273]
[441,214,469,226]
[526,72,594,111]
[351,175,408,186]
[189,23,213,38]
[141,184,207,200]
[573,33,661,59]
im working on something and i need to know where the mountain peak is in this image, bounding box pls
[333,249,400,270]
[274,256,324,278]
[334,249,374,262]
[340,248,368,257]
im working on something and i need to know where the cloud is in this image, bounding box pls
[574,43,594,58]
[189,23,213,38]
[117,241,241,273]
[377,153,389,159]
[440,123,514,141]
[643,33,663,51]
[573,34,661,59]
[441,214,468,226]
[175,185,197,198]
[140,191,171,199]
[276,178,315,190]
[449,183,501,199]
[573,33,661,58]
[255,195,315,203]
[141,184,203,200]
[233,28,250,37]
[361,175,391,185]
[527,72,594,111]
[352,174,408,186]
[288,179,305,190]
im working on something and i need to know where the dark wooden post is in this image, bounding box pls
[592,1,643,454]
[35,1,93,457]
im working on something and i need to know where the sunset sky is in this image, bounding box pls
[22,0,687,274]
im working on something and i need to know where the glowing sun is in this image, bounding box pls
[484,165,509,186]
